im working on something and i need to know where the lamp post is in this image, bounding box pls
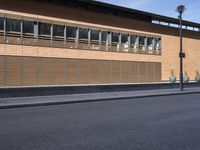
[176,5,186,91]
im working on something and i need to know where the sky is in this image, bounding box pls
[96,0,200,23]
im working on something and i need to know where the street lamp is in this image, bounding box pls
[176,5,186,91]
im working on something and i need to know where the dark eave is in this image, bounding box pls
[35,0,200,29]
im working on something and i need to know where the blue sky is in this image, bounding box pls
[96,0,200,23]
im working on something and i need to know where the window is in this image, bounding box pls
[112,32,119,43]
[0,17,4,31]
[90,29,99,41]
[23,20,34,34]
[121,34,128,44]
[147,37,153,47]
[53,24,64,37]
[139,36,146,46]
[155,38,161,50]
[66,26,76,38]
[130,35,138,45]
[79,28,88,40]
[101,31,109,42]
[39,23,51,36]
[121,34,129,52]
[6,18,21,32]
[147,37,153,52]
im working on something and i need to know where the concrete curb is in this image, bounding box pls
[1,90,200,110]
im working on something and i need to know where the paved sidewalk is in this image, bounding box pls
[1,87,200,109]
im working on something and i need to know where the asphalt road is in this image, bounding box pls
[1,93,200,150]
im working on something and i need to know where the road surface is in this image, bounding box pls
[1,93,200,150]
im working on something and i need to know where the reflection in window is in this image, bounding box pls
[130,35,138,45]
[101,31,110,51]
[6,18,21,45]
[112,32,119,43]
[66,26,77,49]
[6,18,21,32]
[101,31,109,42]
[90,29,100,50]
[38,23,51,47]
[139,36,146,52]
[0,17,4,31]
[139,36,146,46]
[121,34,129,52]
[79,28,88,49]
[23,21,34,34]
[130,35,138,53]
[39,23,51,36]
[0,17,4,44]
[23,21,36,46]
[53,24,64,37]
[147,37,153,52]
[155,38,161,51]
[79,28,88,40]
[121,34,128,44]
[66,26,76,39]
[90,30,99,41]
[53,24,65,48]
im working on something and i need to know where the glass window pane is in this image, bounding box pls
[91,29,99,41]
[0,17,4,31]
[139,36,146,45]
[121,34,128,44]
[130,35,138,45]
[53,24,64,37]
[101,31,108,42]
[23,20,34,34]
[79,28,88,40]
[112,32,119,43]
[155,38,161,49]
[66,26,76,38]
[6,18,21,32]
[39,23,51,35]
[147,37,153,46]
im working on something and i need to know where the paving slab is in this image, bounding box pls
[1,87,200,109]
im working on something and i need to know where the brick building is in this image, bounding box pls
[0,0,200,87]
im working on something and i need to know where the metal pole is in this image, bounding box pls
[179,13,183,91]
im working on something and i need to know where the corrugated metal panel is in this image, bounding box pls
[0,56,5,86]
[155,63,162,81]
[146,62,155,82]
[120,61,129,83]
[111,60,120,83]
[38,57,52,85]
[52,58,66,85]
[22,57,37,86]
[66,58,79,84]
[90,59,102,84]
[79,59,90,84]
[100,60,111,83]
[130,61,139,83]
[6,56,21,86]
[138,62,146,82]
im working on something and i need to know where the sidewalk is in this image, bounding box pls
[1,87,200,109]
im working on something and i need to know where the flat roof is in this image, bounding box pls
[35,0,200,29]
